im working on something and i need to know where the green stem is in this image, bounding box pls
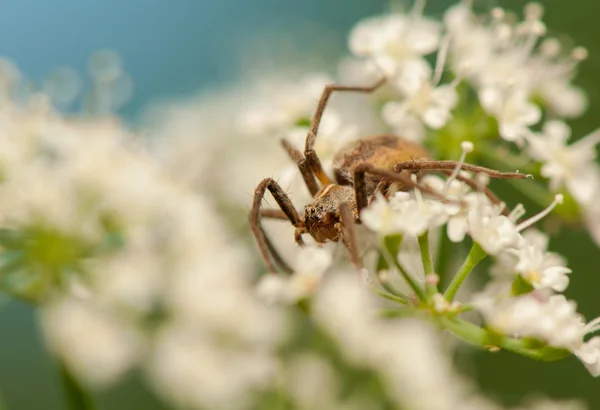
[444,242,487,302]
[435,229,453,287]
[380,236,427,302]
[379,308,416,318]
[373,288,408,305]
[439,317,571,362]
[59,362,97,410]
[418,232,436,297]
[380,280,410,302]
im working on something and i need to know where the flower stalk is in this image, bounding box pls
[444,242,487,302]
[384,236,428,302]
[59,362,97,410]
[418,232,437,298]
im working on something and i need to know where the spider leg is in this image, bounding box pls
[281,139,320,196]
[353,164,450,216]
[335,202,362,271]
[261,209,298,221]
[393,160,527,179]
[441,171,509,215]
[250,178,304,273]
[304,78,387,186]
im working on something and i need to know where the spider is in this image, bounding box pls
[249,78,525,273]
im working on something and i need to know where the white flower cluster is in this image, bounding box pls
[1,0,598,408]
[314,273,586,410]
[0,68,288,409]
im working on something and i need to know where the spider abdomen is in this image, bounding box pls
[332,134,430,194]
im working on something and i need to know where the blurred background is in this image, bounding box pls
[0,0,598,408]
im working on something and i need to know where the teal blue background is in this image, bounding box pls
[1,0,599,409]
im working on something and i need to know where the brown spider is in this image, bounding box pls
[250,78,525,273]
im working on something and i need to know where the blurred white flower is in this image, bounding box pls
[238,73,331,137]
[467,206,521,255]
[362,191,448,237]
[479,87,541,144]
[41,297,141,388]
[527,120,600,204]
[383,39,459,140]
[349,8,441,78]
[514,243,571,292]
[256,245,333,303]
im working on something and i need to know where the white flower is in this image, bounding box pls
[360,193,403,235]
[349,11,441,78]
[467,205,521,255]
[433,293,461,313]
[383,69,459,135]
[382,35,460,140]
[574,336,600,377]
[41,297,140,388]
[422,174,491,242]
[148,323,279,410]
[256,245,333,303]
[362,192,448,237]
[479,87,541,144]
[237,73,331,137]
[490,228,571,292]
[390,192,449,236]
[514,243,571,292]
[526,120,600,204]
[475,289,600,376]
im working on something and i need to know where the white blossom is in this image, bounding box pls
[362,191,448,237]
[349,9,441,78]
[467,205,521,255]
[256,245,333,303]
[527,120,600,204]
[41,297,141,388]
[514,243,571,292]
[479,87,541,144]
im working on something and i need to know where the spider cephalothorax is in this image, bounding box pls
[250,78,525,273]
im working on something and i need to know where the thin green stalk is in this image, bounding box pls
[379,308,416,318]
[392,256,427,302]
[418,232,436,297]
[435,229,453,287]
[380,236,427,301]
[380,280,410,302]
[373,287,408,305]
[59,362,97,410]
[444,242,487,302]
[439,317,571,362]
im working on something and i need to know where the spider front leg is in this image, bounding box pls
[250,178,304,273]
[304,78,387,186]
[335,202,362,270]
[281,139,320,196]
[353,164,448,216]
[393,161,526,179]
[392,160,526,216]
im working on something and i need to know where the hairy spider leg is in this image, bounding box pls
[336,202,362,270]
[304,78,387,186]
[281,139,320,196]
[250,178,304,273]
[392,160,526,179]
[440,171,509,215]
[353,163,452,215]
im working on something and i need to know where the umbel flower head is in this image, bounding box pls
[243,0,600,385]
[0,1,598,410]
